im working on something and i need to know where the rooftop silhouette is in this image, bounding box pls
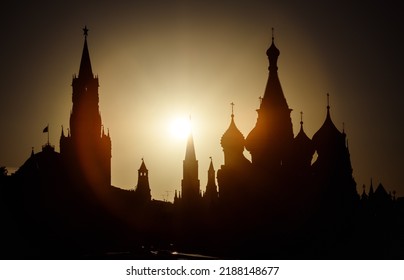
[1,27,403,260]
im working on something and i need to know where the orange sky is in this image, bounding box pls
[0,1,403,200]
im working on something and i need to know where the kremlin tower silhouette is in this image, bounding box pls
[60,26,111,190]
[1,26,402,259]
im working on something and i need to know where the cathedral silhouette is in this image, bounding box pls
[0,27,403,259]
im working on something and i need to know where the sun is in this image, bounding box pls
[168,117,191,139]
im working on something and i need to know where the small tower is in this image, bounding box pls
[204,157,218,205]
[135,158,151,202]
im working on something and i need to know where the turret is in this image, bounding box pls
[204,157,218,203]
[135,158,151,202]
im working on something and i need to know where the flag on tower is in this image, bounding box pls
[43,125,49,133]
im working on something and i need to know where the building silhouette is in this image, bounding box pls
[60,26,111,190]
[2,27,404,259]
[134,159,151,202]
[177,131,201,205]
[217,105,251,208]
[202,157,218,207]
[245,32,294,171]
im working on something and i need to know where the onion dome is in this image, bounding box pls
[221,103,245,151]
[294,112,314,151]
[266,28,280,72]
[293,112,315,169]
[312,94,344,149]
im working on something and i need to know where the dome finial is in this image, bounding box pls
[230,102,235,118]
[300,111,303,126]
[271,27,275,43]
[327,93,330,110]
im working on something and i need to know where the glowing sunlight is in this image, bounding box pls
[168,116,191,140]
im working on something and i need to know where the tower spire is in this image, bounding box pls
[181,121,200,203]
[185,131,196,162]
[78,25,93,80]
[327,93,330,110]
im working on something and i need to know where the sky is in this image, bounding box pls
[0,1,403,200]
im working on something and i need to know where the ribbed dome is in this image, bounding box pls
[221,115,245,149]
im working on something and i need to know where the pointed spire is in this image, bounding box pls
[139,158,148,172]
[208,156,214,172]
[61,125,65,137]
[78,25,93,80]
[31,147,34,157]
[185,132,197,162]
